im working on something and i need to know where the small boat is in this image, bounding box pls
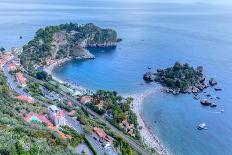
[198,123,207,130]
[220,109,224,113]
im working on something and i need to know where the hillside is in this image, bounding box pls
[0,72,78,154]
[20,23,118,71]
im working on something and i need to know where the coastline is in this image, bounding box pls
[128,90,168,155]
[44,57,72,81]
[44,57,90,93]
[44,57,167,155]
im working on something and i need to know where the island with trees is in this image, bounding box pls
[143,62,208,94]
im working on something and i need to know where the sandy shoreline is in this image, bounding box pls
[44,57,89,93]
[44,57,167,155]
[44,57,72,78]
[127,90,168,155]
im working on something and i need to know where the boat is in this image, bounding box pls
[198,123,207,130]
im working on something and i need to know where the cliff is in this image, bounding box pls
[20,23,118,71]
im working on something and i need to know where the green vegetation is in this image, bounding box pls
[20,23,117,72]
[87,90,140,140]
[74,106,138,155]
[83,136,97,155]
[27,82,43,97]
[0,47,5,53]
[61,126,83,147]
[0,72,76,155]
[114,136,139,155]
[153,62,206,93]
[36,71,49,81]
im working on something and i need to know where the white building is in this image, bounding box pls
[48,105,66,126]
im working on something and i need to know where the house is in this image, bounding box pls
[16,72,27,87]
[80,96,92,104]
[67,101,73,107]
[15,95,34,103]
[8,63,17,71]
[119,120,136,137]
[25,113,70,139]
[48,105,66,126]
[93,127,112,144]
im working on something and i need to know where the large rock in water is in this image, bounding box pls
[143,72,155,82]
[209,78,217,86]
[200,99,213,106]
[191,86,200,93]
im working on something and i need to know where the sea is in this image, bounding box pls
[1,0,232,154]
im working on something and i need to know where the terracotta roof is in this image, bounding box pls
[80,96,92,104]
[16,95,34,103]
[93,127,106,139]
[16,72,27,86]
[93,127,112,143]
[8,63,17,71]
[25,113,70,139]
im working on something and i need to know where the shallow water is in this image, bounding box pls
[1,0,232,154]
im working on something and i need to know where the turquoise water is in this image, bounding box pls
[1,0,232,154]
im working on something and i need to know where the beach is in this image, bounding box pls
[128,90,168,155]
[46,57,167,154]
[44,57,72,76]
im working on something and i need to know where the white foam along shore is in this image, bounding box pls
[44,57,167,155]
[126,89,168,155]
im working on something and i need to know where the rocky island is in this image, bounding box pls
[20,23,119,72]
[143,62,208,94]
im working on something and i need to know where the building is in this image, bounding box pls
[25,113,70,139]
[93,127,112,144]
[15,95,34,103]
[16,72,27,87]
[48,105,66,126]
[80,96,92,104]
[8,63,17,71]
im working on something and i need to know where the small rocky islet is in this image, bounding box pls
[143,62,222,107]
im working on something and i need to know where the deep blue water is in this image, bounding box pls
[1,0,232,154]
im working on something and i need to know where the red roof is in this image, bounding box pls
[16,95,34,103]
[25,113,70,139]
[16,72,27,86]
[8,63,17,71]
[67,101,73,107]
[93,127,106,139]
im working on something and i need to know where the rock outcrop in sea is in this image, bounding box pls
[143,62,209,95]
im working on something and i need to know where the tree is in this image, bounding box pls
[0,47,5,53]
[0,85,10,96]
[36,71,48,81]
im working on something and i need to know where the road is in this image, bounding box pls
[2,58,112,154]
[25,74,153,155]
[2,57,28,96]
[2,54,152,155]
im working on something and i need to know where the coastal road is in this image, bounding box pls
[25,74,154,155]
[2,57,28,96]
